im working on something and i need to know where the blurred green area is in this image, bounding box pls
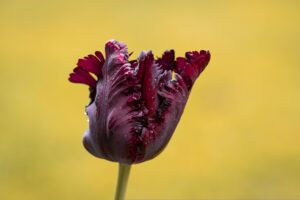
[1,0,300,199]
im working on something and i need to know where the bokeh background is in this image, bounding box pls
[1,0,300,199]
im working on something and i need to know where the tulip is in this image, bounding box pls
[69,39,210,199]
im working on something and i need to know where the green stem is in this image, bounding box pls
[115,163,131,200]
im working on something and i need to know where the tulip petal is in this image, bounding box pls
[69,67,97,88]
[157,49,175,70]
[175,50,210,90]
[77,51,104,78]
[137,51,159,117]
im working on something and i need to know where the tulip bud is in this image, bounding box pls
[69,40,210,164]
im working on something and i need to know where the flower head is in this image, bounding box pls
[69,40,210,164]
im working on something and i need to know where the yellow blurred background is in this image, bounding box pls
[1,0,300,199]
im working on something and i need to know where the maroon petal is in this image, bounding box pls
[69,67,97,88]
[84,40,140,163]
[175,50,210,90]
[137,51,159,117]
[77,51,104,78]
[157,49,175,70]
[95,51,105,63]
[105,39,128,59]
[69,50,106,104]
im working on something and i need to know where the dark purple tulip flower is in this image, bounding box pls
[69,40,210,164]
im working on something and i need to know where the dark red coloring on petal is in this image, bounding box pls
[69,51,106,103]
[138,51,158,117]
[77,52,104,78]
[157,49,175,70]
[105,40,128,59]
[95,51,105,63]
[69,67,97,88]
[175,50,210,90]
[186,50,210,75]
